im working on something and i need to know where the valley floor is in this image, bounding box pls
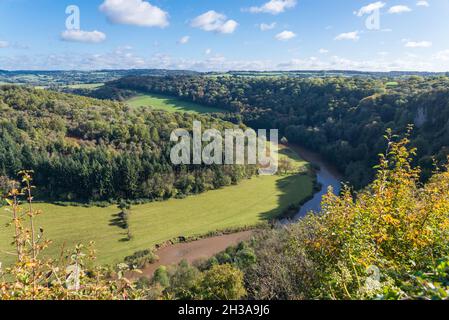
[131,230,254,279]
[0,147,313,266]
[126,93,224,114]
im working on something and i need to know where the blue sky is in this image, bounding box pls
[0,0,448,71]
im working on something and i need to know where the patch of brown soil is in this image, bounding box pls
[131,230,254,279]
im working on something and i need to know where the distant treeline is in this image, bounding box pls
[0,86,256,202]
[0,69,199,87]
[99,75,449,188]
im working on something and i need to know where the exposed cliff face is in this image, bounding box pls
[414,107,427,128]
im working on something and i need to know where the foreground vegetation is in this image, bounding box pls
[0,172,146,300]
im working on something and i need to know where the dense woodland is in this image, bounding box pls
[99,75,449,187]
[0,86,256,202]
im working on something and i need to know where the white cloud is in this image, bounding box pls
[335,31,360,41]
[416,1,430,7]
[0,41,9,48]
[259,22,277,31]
[99,0,169,28]
[388,5,412,14]
[191,11,238,34]
[319,48,329,54]
[178,36,190,45]
[60,30,106,43]
[355,2,386,16]
[248,0,297,15]
[405,41,432,48]
[275,30,296,41]
[274,55,436,72]
[205,49,212,55]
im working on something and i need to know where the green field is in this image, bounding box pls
[127,93,224,114]
[0,147,313,266]
[65,83,105,89]
[385,81,399,87]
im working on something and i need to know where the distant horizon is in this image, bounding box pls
[1,68,448,74]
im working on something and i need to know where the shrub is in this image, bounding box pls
[124,249,158,269]
[197,264,247,300]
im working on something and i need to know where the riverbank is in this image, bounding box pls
[129,230,254,279]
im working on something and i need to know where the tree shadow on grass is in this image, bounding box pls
[109,212,127,229]
[164,96,223,114]
[279,147,295,157]
[257,174,314,222]
[109,212,131,242]
[109,212,132,242]
[278,147,306,165]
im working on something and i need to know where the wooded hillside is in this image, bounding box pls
[99,75,449,187]
[0,86,256,202]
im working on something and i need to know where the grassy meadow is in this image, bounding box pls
[127,93,224,114]
[66,83,105,89]
[0,146,313,266]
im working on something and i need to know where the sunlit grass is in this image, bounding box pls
[0,146,313,266]
[127,93,224,114]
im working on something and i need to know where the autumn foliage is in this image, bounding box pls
[1,132,449,300]
[0,171,145,300]
[305,130,449,298]
[246,132,449,299]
